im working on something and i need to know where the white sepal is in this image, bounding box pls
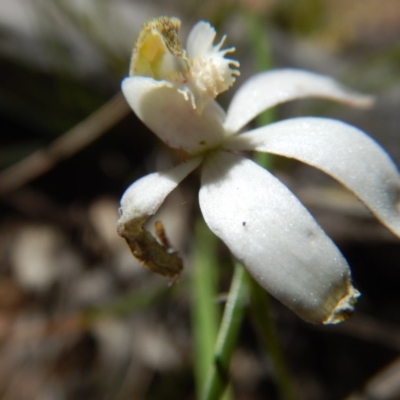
[119,157,201,224]
[122,76,227,154]
[226,117,400,238]
[224,69,373,134]
[117,157,201,279]
[199,151,359,324]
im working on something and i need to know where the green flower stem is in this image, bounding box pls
[202,262,249,400]
[192,219,220,397]
[249,278,297,400]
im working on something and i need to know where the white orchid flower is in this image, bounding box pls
[118,17,400,324]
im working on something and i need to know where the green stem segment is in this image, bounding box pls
[192,219,220,396]
[249,279,297,400]
[202,262,249,400]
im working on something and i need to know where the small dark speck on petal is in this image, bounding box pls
[307,229,317,239]
[242,221,246,226]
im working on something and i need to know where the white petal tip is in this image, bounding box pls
[323,285,361,325]
[346,94,375,109]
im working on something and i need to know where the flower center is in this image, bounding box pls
[130,17,240,113]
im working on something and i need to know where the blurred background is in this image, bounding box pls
[1,0,400,399]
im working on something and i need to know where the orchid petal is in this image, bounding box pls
[199,151,359,324]
[227,117,400,238]
[223,69,373,134]
[122,76,226,154]
[118,157,201,277]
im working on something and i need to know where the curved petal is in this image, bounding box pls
[118,157,201,278]
[223,69,373,134]
[199,151,359,324]
[122,76,226,154]
[226,117,400,238]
